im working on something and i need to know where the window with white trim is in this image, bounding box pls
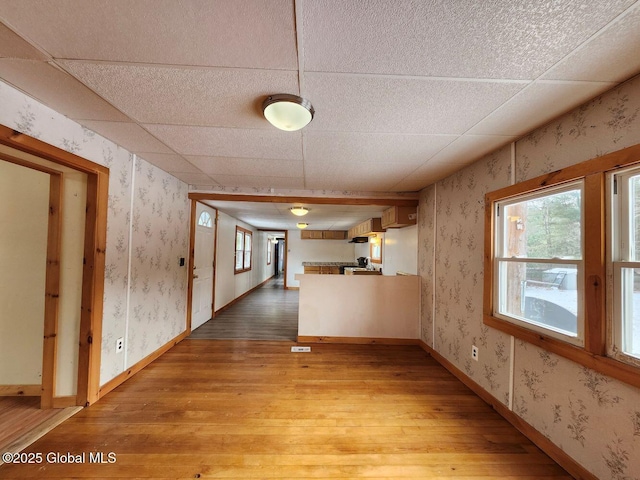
[610,167,640,366]
[235,226,252,273]
[494,182,584,346]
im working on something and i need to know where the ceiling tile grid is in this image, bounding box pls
[0,0,639,207]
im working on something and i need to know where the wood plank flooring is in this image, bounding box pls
[189,277,298,341]
[0,340,571,479]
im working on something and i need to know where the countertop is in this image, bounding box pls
[302,262,359,266]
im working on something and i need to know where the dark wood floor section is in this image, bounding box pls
[189,277,298,341]
[0,341,571,479]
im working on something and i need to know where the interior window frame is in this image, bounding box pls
[483,144,640,389]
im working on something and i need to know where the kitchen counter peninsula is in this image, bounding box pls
[295,273,420,342]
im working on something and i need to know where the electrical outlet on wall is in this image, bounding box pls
[116,338,124,353]
[471,345,479,361]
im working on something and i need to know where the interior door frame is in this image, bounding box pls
[186,200,218,333]
[259,229,288,289]
[0,153,62,409]
[0,125,108,407]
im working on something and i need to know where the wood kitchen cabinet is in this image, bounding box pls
[381,206,417,228]
[301,230,347,240]
[303,265,341,274]
[347,218,385,238]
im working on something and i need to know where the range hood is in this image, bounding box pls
[348,237,369,243]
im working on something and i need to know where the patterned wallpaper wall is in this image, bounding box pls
[0,80,190,387]
[419,75,640,479]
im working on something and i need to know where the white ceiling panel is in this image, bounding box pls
[169,172,219,186]
[136,153,203,174]
[0,23,46,60]
[304,73,526,134]
[0,59,129,121]
[208,175,304,189]
[62,62,299,127]
[304,131,456,166]
[0,0,639,215]
[187,156,303,177]
[302,0,635,79]
[80,120,174,154]
[144,124,303,159]
[468,80,616,136]
[542,5,640,83]
[0,0,298,69]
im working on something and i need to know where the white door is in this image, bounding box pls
[191,204,215,330]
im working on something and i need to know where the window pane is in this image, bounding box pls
[236,231,244,250]
[621,268,640,360]
[498,261,578,336]
[235,250,243,270]
[243,233,251,269]
[631,176,640,261]
[503,188,581,259]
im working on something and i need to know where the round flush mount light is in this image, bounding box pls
[289,206,309,216]
[296,222,309,229]
[263,94,315,131]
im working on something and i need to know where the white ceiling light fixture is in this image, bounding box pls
[296,222,309,229]
[262,94,315,131]
[289,206,309,216]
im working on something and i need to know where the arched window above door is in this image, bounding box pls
[198,211,212,228]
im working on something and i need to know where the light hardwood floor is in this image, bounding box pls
[0,340,571,479]
[189,276,298,341]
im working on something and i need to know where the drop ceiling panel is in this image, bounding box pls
[468,81,616,136]
[304,131,456,166]
[541,5,640,82]
[136,153,203,174]
[302,0,635,79]
[144,124,303,159]
[0,59,129,122]
[304,73,526,134]
[0,0,298,69]
[62,62,299,127]
[187,156,303,177]
[169,172,218,186]
[80,120,174,154]
[0,23,46,60]
[208,175,304,189]
[390,161,468,192]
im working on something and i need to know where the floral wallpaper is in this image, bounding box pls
[0,80,189,387]
[127,158,189,367]
[419,73,640,479]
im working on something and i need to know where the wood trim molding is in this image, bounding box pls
[98,331,189,400]
[51,396,79,408]
[0,385,42,396]
[189,192,419,207]
[0,126,109,408]
[186,199,197,334]
[41,172,62,409]
[214,275,275,315]
[297,336,422,346]
[417,340,597,480]
[285,286,300,291]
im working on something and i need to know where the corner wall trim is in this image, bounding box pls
[98,330,188,400]
[417,340,597,480]
[298,336,422,346]
[51,396,78,408]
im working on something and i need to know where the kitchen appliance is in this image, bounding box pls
[357,257,368,268]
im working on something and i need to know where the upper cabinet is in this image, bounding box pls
[301,230,347,240]
[348,218,385,238]
[381,206,417,229]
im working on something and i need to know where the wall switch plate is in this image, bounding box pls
[179,257,185,266]
[116,338,124,353]
[291,346,311,353]
[471,345,479,361]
